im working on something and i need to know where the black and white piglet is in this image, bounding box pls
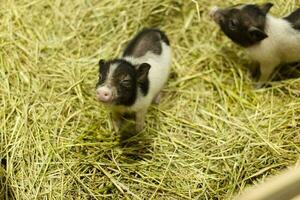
[96,28,172,132]
[210,3,300,87]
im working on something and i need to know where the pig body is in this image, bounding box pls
[210,3,300,88]
[247,13,300,86]
[96,28,172,132]
[122,43,171,112]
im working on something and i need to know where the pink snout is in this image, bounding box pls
[96,87,113,103]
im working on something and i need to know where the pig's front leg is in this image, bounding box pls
[255,60,280,88]
[135,108,148,132]
[111,111,122,132]
[249,61,260,81]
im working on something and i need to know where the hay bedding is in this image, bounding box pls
[1,0,300,199]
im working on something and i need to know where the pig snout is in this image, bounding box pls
[209,6,223,24]
[96,87,113,103]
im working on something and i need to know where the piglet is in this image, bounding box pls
[210,3,300,88]
[96,28,172,132]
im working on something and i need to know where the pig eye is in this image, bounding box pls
[120,79,131,87]
[228,19,238,30]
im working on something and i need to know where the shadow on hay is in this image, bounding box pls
[0,158,15,200]
[117,115,154,162]
[242,62,300,81]
[119,135,153,162]
[73,117,154,163]
[273,62,300,81]
[246,62,300,82]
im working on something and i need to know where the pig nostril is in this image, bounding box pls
[96,88,112,102]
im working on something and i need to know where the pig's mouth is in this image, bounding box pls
[96,98,114,104]
[96,95,116,104]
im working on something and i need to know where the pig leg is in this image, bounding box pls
[111,111,122,132]
[135,108,147,132]
[255,60,279,88]
[152,92,161,105]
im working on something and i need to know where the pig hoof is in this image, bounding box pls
[152,93,161,105]
[112,120,121,132]
[253,82,264,89]
[135,124,144,133]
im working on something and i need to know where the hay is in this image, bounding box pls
[1,0,300,199]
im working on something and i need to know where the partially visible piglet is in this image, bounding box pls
[210,3,300,88]
[96,28,172,132]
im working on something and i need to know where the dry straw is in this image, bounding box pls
[1,0,300,199]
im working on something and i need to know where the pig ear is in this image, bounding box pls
[137,63,151,82]
[260,3,273,15]
[99,59,105,67]
[248,26,268,42]
[98,59,106,73]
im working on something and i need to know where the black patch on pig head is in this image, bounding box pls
[112,60,138,106]
[284,8,300,30]
[215,3,273,47]
[96,59,110,88]
[96,59,151,106]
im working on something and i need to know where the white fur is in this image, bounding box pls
[104,63,118,86]
[97,63,118,100]
[120,42,172,113]
[246,15,300,83]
